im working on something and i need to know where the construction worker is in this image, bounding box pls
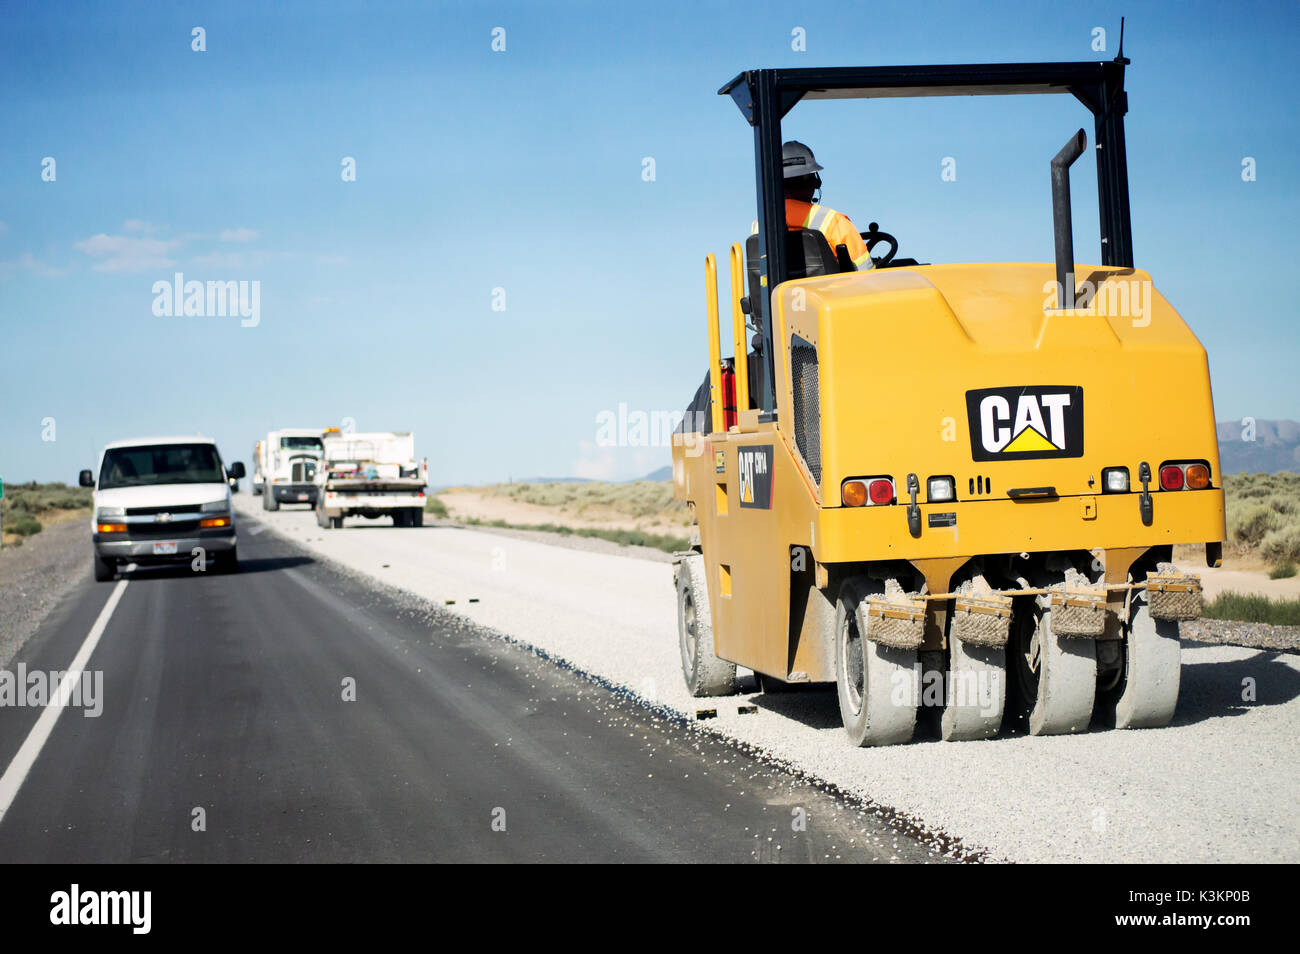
[761,141,874,270]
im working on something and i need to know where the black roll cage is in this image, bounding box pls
[720,53,1134,413]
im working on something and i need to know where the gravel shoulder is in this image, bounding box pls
[238,497,1300,863]
[0,520,89,668]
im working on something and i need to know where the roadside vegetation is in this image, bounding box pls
[482,481,690,526]
[1203,590,1300,626]
[1223,472,1300,575]
[423,495,449,518]
[0,482,92,546]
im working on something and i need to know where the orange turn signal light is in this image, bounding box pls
[842,480,867,507]
[97,523,127,533]
[1185,464,1210,490]
[199,517,231,529]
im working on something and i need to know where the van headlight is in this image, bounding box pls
[96,506,125,518]
[201,499,229,512]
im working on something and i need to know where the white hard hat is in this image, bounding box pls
[782,140,824,178]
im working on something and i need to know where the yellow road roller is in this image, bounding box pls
[672,53,1225,745]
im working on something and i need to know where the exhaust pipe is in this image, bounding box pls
[1051,129,1087,309]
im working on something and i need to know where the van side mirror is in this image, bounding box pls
[228,461,247,480]
[78,469,94,488]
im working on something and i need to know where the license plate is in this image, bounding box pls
[297,493,308,501]
[153,541,178,555]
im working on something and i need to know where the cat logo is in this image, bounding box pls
[965,386,1084,461]
[737,445,774,509]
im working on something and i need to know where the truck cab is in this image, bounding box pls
[260,428,325,511]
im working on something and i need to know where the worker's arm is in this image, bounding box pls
[826,212,873,270]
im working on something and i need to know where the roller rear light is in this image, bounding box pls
[841,477,895,507]
[1157,460,1213,491]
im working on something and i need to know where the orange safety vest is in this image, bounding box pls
[785,198,873,269]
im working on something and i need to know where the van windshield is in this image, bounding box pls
[99,444,225,489]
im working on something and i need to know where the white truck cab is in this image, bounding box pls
[79,436,244,581]
[258,428,325,511]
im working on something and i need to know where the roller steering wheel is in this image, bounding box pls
[861,222,898,266]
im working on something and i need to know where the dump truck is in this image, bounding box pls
[313,431,427,529]
[671,51,1225,746]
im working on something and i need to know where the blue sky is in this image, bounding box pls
[1,0,1297,485]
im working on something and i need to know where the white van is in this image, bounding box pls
[79,436,245,581]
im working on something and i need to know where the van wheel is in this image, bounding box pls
[676,554,737,696]
[92,552,116,582]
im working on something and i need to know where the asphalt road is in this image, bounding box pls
[0,524,940,863]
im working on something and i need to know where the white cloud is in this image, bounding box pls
[74,233,181,272]
[219,227,259,243]
[572,441,620,481]
[0,252,65,279]
[190,250,272,269]
[122,219,160,235]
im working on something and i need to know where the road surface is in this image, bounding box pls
[0,523,939,863]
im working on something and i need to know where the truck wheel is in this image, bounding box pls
[92,552,116,582]
[393,510,408,527]
[409,508,423,527]
[331,516,344,529]
[1007,593,1096,736]
[1111,591,1181,729]
[835,577,918,746]
[676,554,737,697]
[940,638,1006,742]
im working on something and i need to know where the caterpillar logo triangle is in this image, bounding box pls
[1003,426,1057,453]
[965,386,1084,461]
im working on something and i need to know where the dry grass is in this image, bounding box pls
[1224,473,1300,571]
[479,481,690,526]
[0,482,92,546]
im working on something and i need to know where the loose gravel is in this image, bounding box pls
[238,498,1300,863]
[0,520,89,668]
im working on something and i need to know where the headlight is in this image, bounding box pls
[96,506,125,518]
[201,499,229,512]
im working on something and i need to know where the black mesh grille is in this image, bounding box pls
[790,335,821,485]
[126,520,202,538]
[125,504,201,516]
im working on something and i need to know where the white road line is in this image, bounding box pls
[0,579,128,824]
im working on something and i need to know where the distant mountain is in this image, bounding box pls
[1217,419,1300,474]
[640,466,673,482]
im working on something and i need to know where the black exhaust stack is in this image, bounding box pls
[1051,129,1087,309]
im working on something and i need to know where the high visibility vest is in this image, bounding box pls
[787,199,873,269]
[750,201,874,270]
